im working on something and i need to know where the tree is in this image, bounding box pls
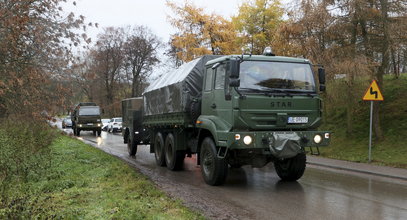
[232,0,284,55]
[0,0,88,118]
[92,27,125,116]
[166,0,237,63]
[123,26,161,97]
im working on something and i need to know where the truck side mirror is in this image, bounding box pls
[227,59,240,79]
[318,67,326,91]
[229,78,240,87]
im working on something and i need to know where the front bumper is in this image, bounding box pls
[217,130,331,158]
[77,123,102,130]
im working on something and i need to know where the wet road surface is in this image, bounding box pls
[62,127,407,220]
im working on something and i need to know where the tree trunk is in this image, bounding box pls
[373,0,390,141]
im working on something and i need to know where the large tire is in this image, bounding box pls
[164,133,185,171]
[77,129,81,136]
[154,132,166,167]
[97,129,101,136]
[127,133,137,156]
[274,153,306,181]
[200,137,228,186]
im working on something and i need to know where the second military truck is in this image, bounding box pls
[71,102,103,136]
[122,50,330,185]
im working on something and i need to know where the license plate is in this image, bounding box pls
[87,123,93,125]
[288,117,308,124]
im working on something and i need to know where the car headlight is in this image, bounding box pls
[314,134,322,144]
[243,135,252,145]
[97,123,101,127]
[79,124,82,127]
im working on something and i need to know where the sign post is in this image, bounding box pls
[362,80,384,163]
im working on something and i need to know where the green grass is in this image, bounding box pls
[319,73,407,168]
[1,134,204,219]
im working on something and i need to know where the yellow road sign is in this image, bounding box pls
[362,80,384,101]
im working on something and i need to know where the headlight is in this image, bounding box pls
[314,134,322,144]
[79,124,82,127]
[243,135,252,145]
[97,123,101,127]
[135,131,139,134]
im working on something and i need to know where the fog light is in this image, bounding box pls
[325,133,330,139]
[243,135,252,145]
[235,134,241,140]
[135,131,139,134]
[314,134,322,144]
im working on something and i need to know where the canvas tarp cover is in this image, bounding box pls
[143,55,221,116]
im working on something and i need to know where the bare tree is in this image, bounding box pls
[123,26,161,97]
[92,27,125,115]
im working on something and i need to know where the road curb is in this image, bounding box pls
[307,157,407,181]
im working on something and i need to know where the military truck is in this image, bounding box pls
[71,102,102,136]
[123,50,330,185]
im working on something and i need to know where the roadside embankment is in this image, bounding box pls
[0,120,203,219]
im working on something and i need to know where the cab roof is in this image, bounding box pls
[205,55,311,66]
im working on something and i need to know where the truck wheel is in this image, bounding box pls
[164,133,185,171]
[200,137,228,186]
[127,134,137,156]
[93,130,96,136]
[274,153,306,181]
[97,129,101,136]
[154,132,166,167]
[77,129,81,136]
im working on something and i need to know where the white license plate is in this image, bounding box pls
[87,123,93,125]
[288,117,308,124]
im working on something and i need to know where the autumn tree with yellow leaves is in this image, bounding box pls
[166,0,238,64]
[232,0,284,55]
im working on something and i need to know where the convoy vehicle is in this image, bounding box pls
[107,117,122,133]
[122,50,331,185]
[62,116,72,128]
[71,102,102,136]
[101,118,110,131]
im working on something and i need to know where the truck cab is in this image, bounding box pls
[196,52,330,183]
[71,103,102,136]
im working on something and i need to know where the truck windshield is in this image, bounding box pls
[239,61,316,93]
[79,107,100,116]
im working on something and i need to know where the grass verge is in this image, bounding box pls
[319,73,407,168]
[1,130,203,219]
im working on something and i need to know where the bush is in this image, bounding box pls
[0,119,57,218]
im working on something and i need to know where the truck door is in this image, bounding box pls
[202,66,214,115]
[213,63,233,124]
[202,63,232,125]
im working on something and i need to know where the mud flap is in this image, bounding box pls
[269,133,303,159]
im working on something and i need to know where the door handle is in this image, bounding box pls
[211,103,216,109]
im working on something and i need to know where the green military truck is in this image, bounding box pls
[71,102,102,136]
[123,50,330,185]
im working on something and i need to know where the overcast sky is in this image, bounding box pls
[63,0,243,46]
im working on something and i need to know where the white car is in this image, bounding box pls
[101,118,110,131]
[107,117,122,133]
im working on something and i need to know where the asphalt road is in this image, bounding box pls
[60,125,407,220]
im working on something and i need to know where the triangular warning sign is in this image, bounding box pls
[363,80,384,101]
